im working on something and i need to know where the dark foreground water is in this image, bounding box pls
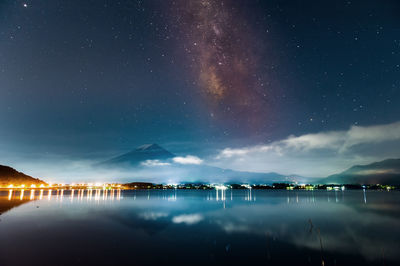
[0,189,399,266]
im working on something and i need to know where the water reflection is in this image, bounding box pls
[0,189,398,266]
[0,189,381,206]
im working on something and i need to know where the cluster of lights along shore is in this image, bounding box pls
[1,184,395,191]
[3,183,122,189]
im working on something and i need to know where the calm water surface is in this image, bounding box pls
[0,189,399,266]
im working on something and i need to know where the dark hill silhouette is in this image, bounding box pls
[0,165,47,187]
[321,158,400,185]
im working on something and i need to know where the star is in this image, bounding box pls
[23,3,28,8]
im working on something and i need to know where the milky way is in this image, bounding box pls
[172,0,270,133]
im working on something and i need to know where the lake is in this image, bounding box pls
[0,189,399,266]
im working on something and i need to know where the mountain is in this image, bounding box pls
[0,165,47,187]
[140,163,290,184]
[99,144,175,166]
[321,158,400,185]
[96,144,299,184]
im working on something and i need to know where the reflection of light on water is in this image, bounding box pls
[88,189,92,201]
[215,186,227,201]
[5,188,122,202]
[95,189,100,201]
[363,188,367,204]
[166,189,177,201]
[241,185,252,201]
[110,189,114,200]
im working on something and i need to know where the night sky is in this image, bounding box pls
[1,0,400,180]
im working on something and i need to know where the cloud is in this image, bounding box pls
[342,121,400,150]
[141,160,171,167]
[172,214,203,225]
[213,121,400,177]
[173,155,203,165]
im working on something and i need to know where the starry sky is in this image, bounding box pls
[1,0,400,180]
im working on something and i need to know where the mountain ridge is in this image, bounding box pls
[0,165,47,186]
[99,143,176,166]
[321,158,400,185]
